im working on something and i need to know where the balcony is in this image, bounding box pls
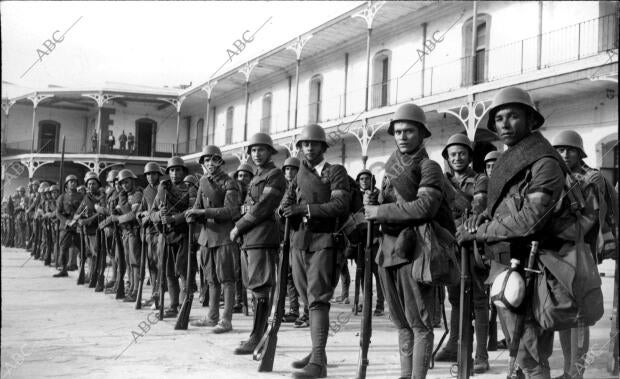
[4,138,175,158]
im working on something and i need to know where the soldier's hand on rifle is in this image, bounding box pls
[229,226,240,242]
[107,215,118,224]
[456,224,477,245]
[363,189,379,205]
[161,212,174,225]
[364,205,378,220]
[463,213,488,233]
[184,208,202,223]
[282,204,305,217]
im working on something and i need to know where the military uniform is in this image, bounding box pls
[56,185,84,275]
[192,165,241,331]
[76,180,106,288]
[101,185,125,295]
[140,164,161,306]
[117,172,144,301]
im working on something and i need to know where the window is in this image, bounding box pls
[226,106,234,145]
[372,50,391,108]
[261,93,272,134]
[308,75,322,124]
[207,107,215,145]
[196,119,204,151]
[462,14,491,86]
[38,120,59,153]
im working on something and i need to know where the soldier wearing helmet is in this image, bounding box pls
[149,156,191,318]
[484,151,500,177]
[230,132,286,354]
[139,162,163,308]
[14,186,28,248]
[279,124,350,377]
[279,156,308,326]
[234,162,254,201]
[30,182,50,258]
[76,172,106,288]
[552,130,618,379]
[436,133,490,373]
[54,174,83,278]
[185,145,241,333]
[113,169,144,302]
[364,103,455,378]
[25,180,41,251]
[457,87,569,378]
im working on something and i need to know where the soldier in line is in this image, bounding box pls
[47,185,61,267]
[233,162,254,314]
[15,186,27,248]
[137,162,163,308]
[40,188,54,264]
[457,87,569,378]
[231,133,286,354]
[55,175,84,278]
[364,104,455,379]
[552,130,618,379]
[115,169,144,302]
[280,157,309,326]
[484,151,500,178]
[183,174,200,299]
[100,171,126,296]
[435,133,490,373]
[281,124,351,378]
[27,181,42,256]
[26,180,40,252]
[355,169,385,317]
[77,172,106,287]
[98,170,120,292]
[149,156,191,318]
[186,145,241,333]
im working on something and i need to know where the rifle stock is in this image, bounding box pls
[353,243,362,315]
[175,223,194,330]
[77,226,86,285]
[135,226,147,309]
[114,224,125,299]
[254,217,291,371]
[457,239,474,379]
[158,193,168,320]
[356,220,374,379]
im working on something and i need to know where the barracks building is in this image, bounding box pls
[2,1,618,197]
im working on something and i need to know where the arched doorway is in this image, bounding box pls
[135,118,157,156]
[38,120,60,153]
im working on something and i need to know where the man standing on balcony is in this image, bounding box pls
[435,133,490,373]
[107,130,115,153]
[149,156,191,318]
[363,104,454,379]
[186,145,241,333]
[281,124,351,378]
[231,133,286,355]
[128,132,135,154]
[55,175,84,278]
[138,162,162,308]
[119,131,127,153]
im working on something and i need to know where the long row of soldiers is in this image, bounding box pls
[2,86,618,379]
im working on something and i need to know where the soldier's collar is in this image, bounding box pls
[256,160,275,175]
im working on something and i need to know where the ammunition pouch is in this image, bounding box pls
[379,223,407,237]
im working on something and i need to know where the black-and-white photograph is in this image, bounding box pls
[1,1,618,378]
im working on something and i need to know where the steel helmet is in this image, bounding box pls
[235,163,254,176]
[356,169,373,182]
[165,156,187,174]
[484,150,501,162]
[490,259,526,312]
[199,145,223,164]
[49,185,59,193]
[282,157,300,170]
[295,124,327,148]
[183,175,199,187]
[246,132,278,155]
[487,87,544,132]
[388,103,431,138]
[106,169,119,183]
[117,169,138,183]
[38,182,50,193]
[84,171,101,185]
[144,162,162,175]
[77,185,86,192]
[17,186,26,193]
[441,133,473,160]
[64,174,78,185]
[31,180,41,186]
[552,130,587,158]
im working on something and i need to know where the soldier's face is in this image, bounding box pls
[485,161,496,177]
[120,178,134,192]
[251,145,272,167]
[66,180,77,191]
[300,141,325,163]
[202,155,223,175]
[555,146,581,171]
[284,167,298,182]
[447,145,471,172]
[146,172,160,186]
[169,166,184,184]
[32,184,39,193]
[493,106,532,147]
[358,174,372,191]
[393,121,422,154]
[87,180,100,194]
[114,180,122,191]
[51,190,59,198]
[236,171,253,185]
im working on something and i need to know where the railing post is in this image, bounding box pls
[429,66,433,96]
[577,22,581,60]
[521,39,524,74]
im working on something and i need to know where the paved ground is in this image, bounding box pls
[1,247,617,379]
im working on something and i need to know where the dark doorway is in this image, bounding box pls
[135,118,156,156]
[38,121,59,153]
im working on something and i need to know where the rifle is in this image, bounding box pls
[135,225,147,309]
[356,219,374,379]
[77,225,86,285]
[56,137,66,269]
[91,214,105,288]
[44,216,53,266]
[253,217,291,371]
[608,245,619,375]
[113,223,126,299]
[507,241,540,379]
[158,192,168,320]
[353,242,362,316]
[175,222,194,329]
[457,213,474,379]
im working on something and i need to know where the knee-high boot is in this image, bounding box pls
[398,328,414,379]
[234,296,269,355]
[293,304,329,378]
